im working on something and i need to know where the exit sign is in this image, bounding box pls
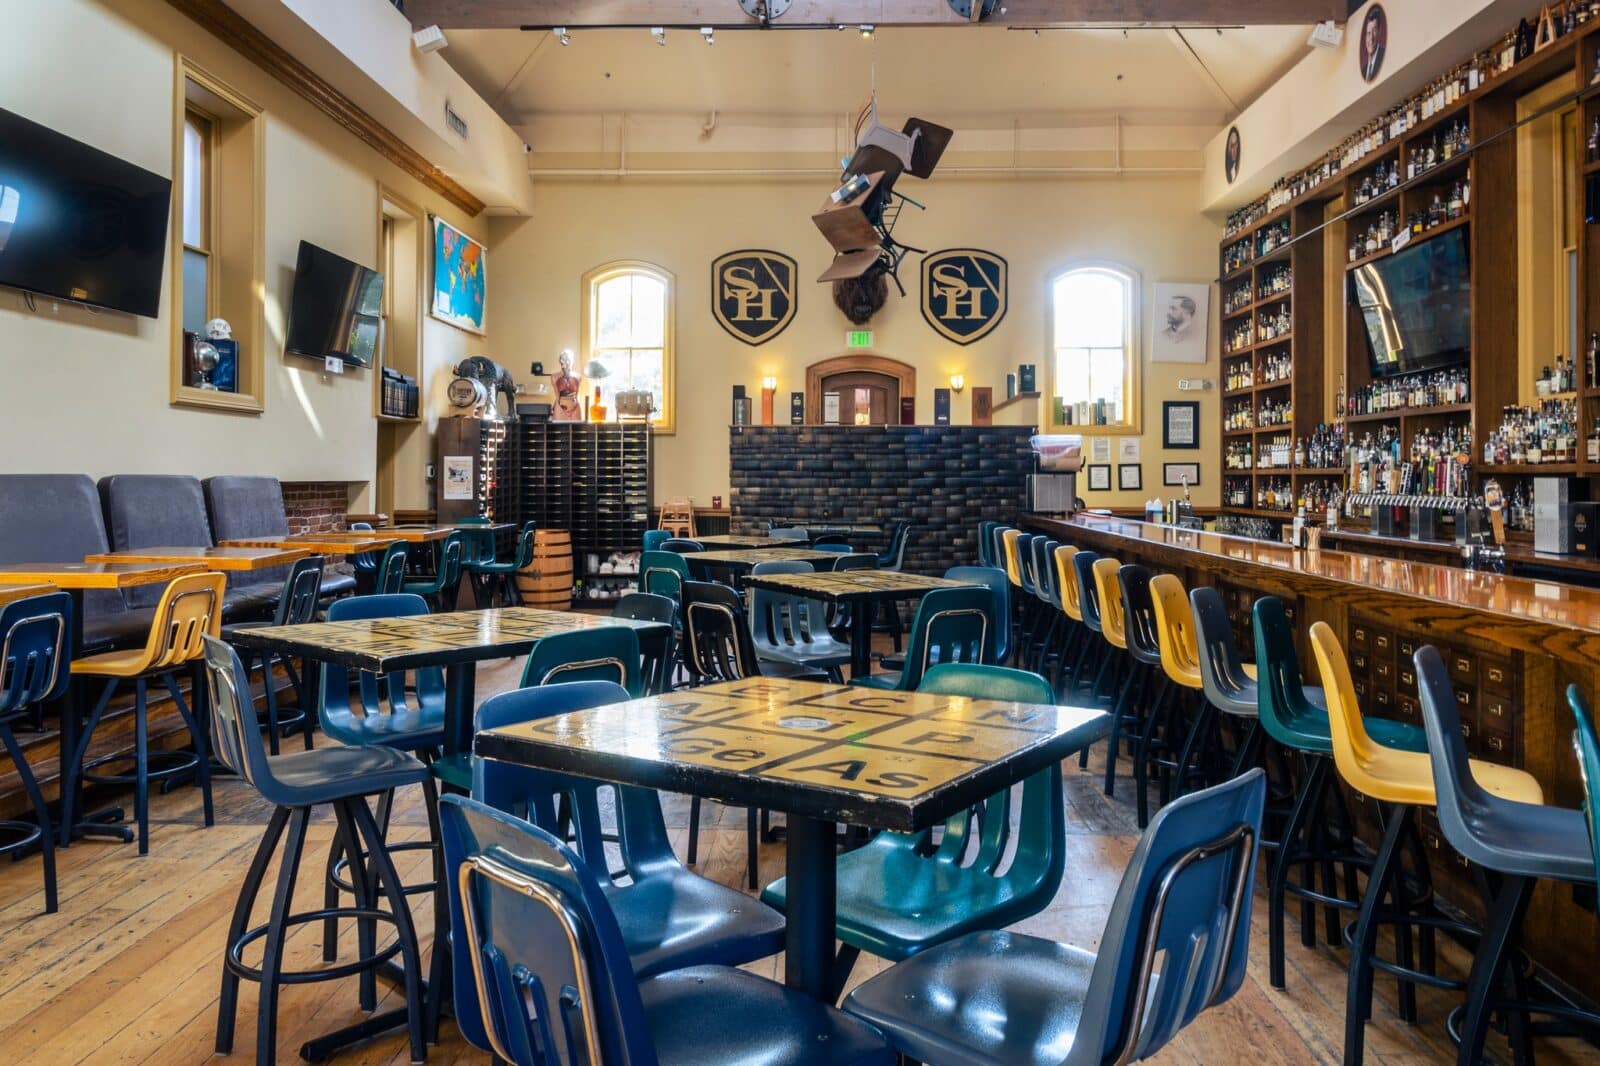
[846,330,873,348]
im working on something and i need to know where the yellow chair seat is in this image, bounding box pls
[1091,557,1127,650]
[1149,573,1202,689]
[1309,621,1543,808]
[1054,545,1082,623]
[73,649,155,679]
[1001,529,1023,588]
[1242,663,1257,681]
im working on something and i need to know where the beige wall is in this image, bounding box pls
[0,0,487,510]
[490,174,1221,511]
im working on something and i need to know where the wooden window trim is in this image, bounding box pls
[580,260,677,433]
[374,184,427,422]
[1046,260,1143,435]
[169,58,265,414]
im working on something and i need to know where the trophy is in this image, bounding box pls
[192,340,220,390]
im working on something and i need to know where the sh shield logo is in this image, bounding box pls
[712,250,797,345]
[921,249,1007,345]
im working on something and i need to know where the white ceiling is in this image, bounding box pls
[442,24,1312,125]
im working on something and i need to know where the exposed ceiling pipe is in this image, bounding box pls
[525,163,1201,178]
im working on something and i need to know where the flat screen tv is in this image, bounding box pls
[1351,227,1471,378]
[284,241,384,367]
[0,106,172,318]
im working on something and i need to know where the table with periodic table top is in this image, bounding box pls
[475,676,1108,1000]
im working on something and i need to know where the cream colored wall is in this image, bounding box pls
[0,0,487,510]
[490,175,1220,510]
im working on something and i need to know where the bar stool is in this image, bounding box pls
[1137,573,1214,828]
[224,555,324,755]
[1069,551,1108,700]
[1050,544,1085,693]
[1111,564,1169,800]
[976,520,998,567]
[202,637,427,1065]
[0,591,72,913]
[1252,595,1424,992]
[1023,536,1057,673]
[999,528,1026,664]
[1417,654,1594,1066]
[1308,621,1545,1066]
[1085,558,1140,785]
[65,572,223,855]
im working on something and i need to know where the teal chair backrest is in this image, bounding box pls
[944,566,1010,664]
[977,520,997,567]
[456,517,496,565]
[519,626,644,697]
[1568,685,1600,885]
[640,550,689,603]
[320,593,444,722]
[1250,595,1329,753]
[435,532,465,590]
[642,529,669,553]
[376,542,409,595]
[893,586,994,690]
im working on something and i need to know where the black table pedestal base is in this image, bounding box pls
[784,814,838,1002]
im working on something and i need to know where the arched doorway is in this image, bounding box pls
[805,355,917,425]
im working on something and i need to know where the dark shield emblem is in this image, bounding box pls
[921,249,1008,345]
[712,250,798,345]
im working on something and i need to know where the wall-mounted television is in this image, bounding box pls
[1351,227,1471,378]
[284,241,383,367]
[0,106,172,318]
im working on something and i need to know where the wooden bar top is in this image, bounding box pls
[1026,514,1600,666]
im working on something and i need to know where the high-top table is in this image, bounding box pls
[217,534,395,555]
[475,677,1109,1000]
[83,545,308,570]
[742,570,979,679]
[0,561,206,843]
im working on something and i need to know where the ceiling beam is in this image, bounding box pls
[402,1,1346,30]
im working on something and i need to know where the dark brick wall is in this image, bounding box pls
[729,426,1036,573]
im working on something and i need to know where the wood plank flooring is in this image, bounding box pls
[2,655,1598,1064]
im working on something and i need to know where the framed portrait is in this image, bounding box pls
[1086,464,1112,492]
[1118,464,1143,491]
[431,216,487,335]
[1359,5,1387,84]
[1224,125,1242,184]
[1163,401,1200,449]
[1151,282,1210,364]
[1164,462,1202,488]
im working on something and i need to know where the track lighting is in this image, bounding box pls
[651,26,667,46]
[701,26,715,44]
[860,24,875,39]
[554,26,570,46]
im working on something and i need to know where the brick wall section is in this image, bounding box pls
[729,426,1036,573]
[282,481,351,535]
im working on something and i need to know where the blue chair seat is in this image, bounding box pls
[320,704,445,750]
[640,965,893,1066]
[254,743,428,807]
[612,869,785,979]
[844,930,1094,1066]
[762,832,1043,959]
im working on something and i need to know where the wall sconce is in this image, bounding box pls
[760,376,777,425]
[949,374,965,393]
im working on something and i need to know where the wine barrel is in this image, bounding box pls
[516,529,573,610]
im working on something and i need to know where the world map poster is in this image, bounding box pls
[431,216,486,334]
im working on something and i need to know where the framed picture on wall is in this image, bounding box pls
[1163,462,1202,487]
[431,216,488,335]
[1163,401,1200,449]
[1118,464,1143,491]
[1086,464,1111,492]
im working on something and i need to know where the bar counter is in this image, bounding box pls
[1025,512,1600,1007]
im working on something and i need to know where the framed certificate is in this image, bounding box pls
[1163,401,1200,449]
[1086,464,1112,492]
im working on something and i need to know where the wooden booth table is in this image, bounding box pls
[0,561,205,843]
[474,677,1109,1001]
[217,533,396,555]
[686,547,841,579]
[83,545,308,570]
[742,570,979,679]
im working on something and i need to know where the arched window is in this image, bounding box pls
[581,260,676,431]
[1048,263,1140,432]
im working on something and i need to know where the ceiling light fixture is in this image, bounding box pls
[651,26,667,45]
[412,24,448,53]
[554,26,570,45]
[859,24,875,39]
[1307,20,1344,48]
[701,26,715,44]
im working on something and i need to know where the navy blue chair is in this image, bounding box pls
[458,681,784,1042]
[843,769,1266,1066]
[612,593,678,695]
[375,542,410,595]
[749,560,852,682]
[0,592,72,913]
[203,636,426,1064]
[223,555,324,754]
[662,537,704,554]
[440,793,893,1065]
[976,520,998,567]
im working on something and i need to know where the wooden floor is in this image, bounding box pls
[3,657,1599,1065]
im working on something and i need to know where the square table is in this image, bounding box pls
[475,677,1109,1000]
[0,561,206,843]
[742,570,980,679]
[685,547,840,579]
[692,533,808,550]
[228,606,674,758]
[217,534,396,556]
[83,545,308,570]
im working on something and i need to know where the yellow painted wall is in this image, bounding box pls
[0,0,487,510]
[490,175,1221,510]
